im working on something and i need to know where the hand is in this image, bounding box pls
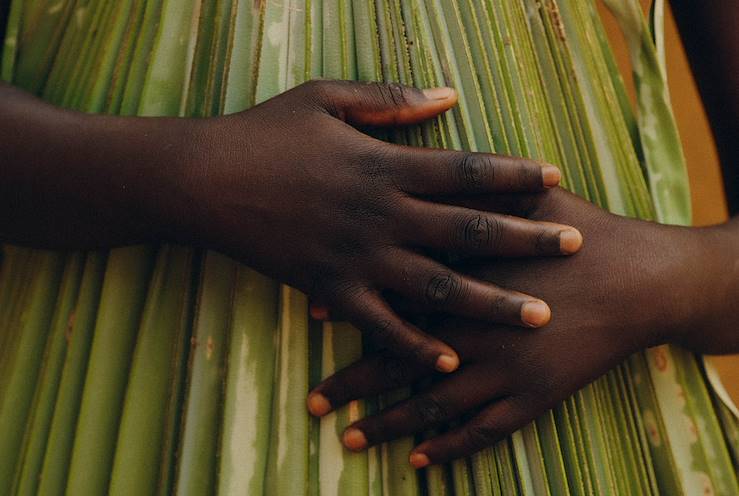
[180,80,583,372]
[307,187,736,465]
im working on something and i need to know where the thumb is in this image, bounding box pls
[300,79,458,127]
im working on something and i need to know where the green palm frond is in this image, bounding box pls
[1,1,736,495]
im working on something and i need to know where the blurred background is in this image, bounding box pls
[599,1,738,406]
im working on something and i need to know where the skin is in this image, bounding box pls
[308,0,739,468]
[308,188,739,466]
[0,79,583,374]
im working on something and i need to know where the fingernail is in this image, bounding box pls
[307,393,332,416]
[422,87,454,100]
[559,229,583,254]
[409,452,430,469]
[542,165,561,188]
[343,428,368,451]
[309,305,330,321]
[521,300,551,327]
[435,354,459,373]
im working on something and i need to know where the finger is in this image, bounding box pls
[341,364,504,451]
[381,252,551,328]
[409,397,530,467]
[309,304,332,321]
[332,287,460,373]
[297,79,458,127]
[402,199,583,256]
[391,146,561,195]
[307,352,429,417]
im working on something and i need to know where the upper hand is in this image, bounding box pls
[179,80,582,372]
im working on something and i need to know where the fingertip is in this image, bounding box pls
[409,452,430,469]
[422,87,455,101]
[307,392,332,416]
[376,87,457,126]
[520,300,551,328]
[541,165,561,188]
[309,304,330,321]
[343,427,368,451]
[559,228,583,255]
[419,87,458,115]
[435,353,459,373]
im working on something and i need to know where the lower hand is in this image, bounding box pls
[307,187,736,465]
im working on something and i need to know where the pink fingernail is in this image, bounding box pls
[409,452,430,469]
[521,300,551,328]
[343,428,368,451]
[307,393,332,416]
[422,87,454,100]
[435,354,459,373]
[559,229,583,254]
[310,305,330,320]
[542,165,561,188]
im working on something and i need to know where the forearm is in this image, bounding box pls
[0,82,193,248]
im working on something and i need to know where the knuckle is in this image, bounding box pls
[424,271,467,307]
[298,79,331,101]
[413,393,449,426]
[375,82,410,109]
[455,214,502,251]
[456,154,494,192]
[534,228,558,254]
[300,78,325,93]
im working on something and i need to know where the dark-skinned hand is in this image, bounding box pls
[175,80,586,372]
[1,80,583,373]
[307,187,739,466]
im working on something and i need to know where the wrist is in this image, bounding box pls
[173,113,264,254]
[138,117,207,246]
[623,221,708,349]
[658,221,739,351]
